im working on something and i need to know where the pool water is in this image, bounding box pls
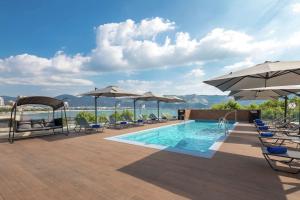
[106,120,236,158]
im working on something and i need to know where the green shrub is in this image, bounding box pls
[141,114,148,120]
[163,113,172,118]
[98,114,108,123]
[75,111,95,123]
[110,111,123,121]
[0,107,11,113]
[211,100,243,110]
[245,104,259,110]
[121,110,133,120]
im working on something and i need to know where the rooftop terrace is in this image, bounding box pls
[0,121,299,200]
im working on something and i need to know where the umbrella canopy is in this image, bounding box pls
[233,96,278,101]
[230,86,300,125]
[229,85,300,101]
[80,85,140,97]
[133,92,171,102]
[131,92,174,120]
[204,61,300,91]
[163,96,186,103]
[80,86,140,124]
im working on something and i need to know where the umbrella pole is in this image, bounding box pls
[95,97,98,124]
[133,99,136,121]
[115,98,117,126]
[94,87,98,124]
[298,95,300,134]
[284,96,288,123]
[157,100,160,119]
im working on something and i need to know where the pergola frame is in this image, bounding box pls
[8,96,69,143]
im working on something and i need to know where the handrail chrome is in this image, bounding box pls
[218,110,237,135]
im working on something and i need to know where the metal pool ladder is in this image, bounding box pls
[218,110,237,135]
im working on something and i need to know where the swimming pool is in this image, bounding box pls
[106,120,236,158]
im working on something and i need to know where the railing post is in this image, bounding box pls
[235,110,237,122]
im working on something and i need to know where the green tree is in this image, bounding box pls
[211,100,243,110]
[121,110,133,120]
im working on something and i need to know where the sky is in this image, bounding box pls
[1,0,300,96]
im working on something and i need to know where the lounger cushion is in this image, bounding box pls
[258,126,269,131]
[267,146,287,154]
[137,119,143,123]
[120,121,127,125]
[261,132,274,137]
[256,122,265,126]
[18,123,31,130]
[54,118,63,126]
[91,124,101,128]
[254,119,263,123]
[45,122,55,127]
[32,123,44,128]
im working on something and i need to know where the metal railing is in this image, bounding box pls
[218,110,237,135]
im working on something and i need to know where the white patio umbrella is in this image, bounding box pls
[80,86,140,124]
[166,96,186,103]
[131,92,173,120]
[204,61,300,91]
[229,85,300,100]
[230,86,300,127]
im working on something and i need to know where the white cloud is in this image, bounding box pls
[1,16,300,94]
[222,58,254,72]
[0,75,93,86]
[117,79,173,95]
[2,17,300,76]
[0,54,51,75]
[292,3,300,13]
[117,78,224,95]
[184,68,205,79]
[117,67,224,96]
[89,24,262,71]
[0,52,92,87]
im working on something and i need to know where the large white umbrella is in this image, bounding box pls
[204,61,300,91]
[80,86,140,124]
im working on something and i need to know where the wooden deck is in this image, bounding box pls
[0,121,299,200]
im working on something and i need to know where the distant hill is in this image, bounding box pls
[0,94,235,109]
[1,96,16,103]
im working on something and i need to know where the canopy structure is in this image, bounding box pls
[204,61,300,91]
[15,96,65,110]
[9,96,69,143]
[80,86,140,124]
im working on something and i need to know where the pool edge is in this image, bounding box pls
[105,121,238,159]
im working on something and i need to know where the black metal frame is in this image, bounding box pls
[8,99,69,143]
[262,151,300,174]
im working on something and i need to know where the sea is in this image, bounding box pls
[10,108,178,120]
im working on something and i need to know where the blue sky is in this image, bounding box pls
[1,0,300,96]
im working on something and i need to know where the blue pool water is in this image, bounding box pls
[106,120,236,158]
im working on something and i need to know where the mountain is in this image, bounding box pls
[1,96,16,103]
[0,94,242,109]
[54,94,233,109]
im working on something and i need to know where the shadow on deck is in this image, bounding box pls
[118,123,299,200]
